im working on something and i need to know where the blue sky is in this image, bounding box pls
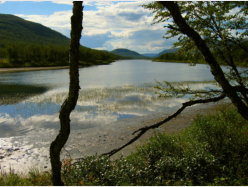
[0,1,175,54]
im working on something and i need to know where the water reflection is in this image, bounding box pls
[0,84,49,105]
[0,60,231,173]
[0,82,219,138]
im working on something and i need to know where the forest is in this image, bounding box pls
[0,43,126,67]
[155,39,248,66]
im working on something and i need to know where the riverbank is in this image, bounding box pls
[0,60,113,73]
[0,66,69,73]
[2,99,245,186]
[153,59,248,67]
[0,99,230,175]
[110,99,231,160]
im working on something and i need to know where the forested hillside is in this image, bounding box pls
[0,14,70,47]
[111,48,151,59]
[0,14,126,67]
[157,48,179,56]
[155,43,248,66]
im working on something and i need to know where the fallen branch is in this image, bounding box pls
[102,93,226,157]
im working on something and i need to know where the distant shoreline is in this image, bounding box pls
[0,66,70,73]
[153,59,248,67]
[0,61,114,73]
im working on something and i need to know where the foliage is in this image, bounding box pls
[143,1,248,81]
[142,1,248,121]
[0,168,52,186]
[0,43,126,67]
[65,106,247,186]
[156,51,190,62]
[155,43,248,66]
[157,48,179,56]
[1,105,248,185]
[145,2,248,66]
[154,80,223,100]
[143,2,248,66]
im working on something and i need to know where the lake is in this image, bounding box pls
[0,60,216,89]
[0,60,227,173]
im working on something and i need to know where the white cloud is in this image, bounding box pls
[83,1,94,6]
[0,1,5,4]
[15,10,72,36]
[15,1,171,53]
[82,1,157,36]
[52,1,73,5]
[93,47,107,50]
[16,11,72,29]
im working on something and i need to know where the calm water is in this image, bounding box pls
[0,60,215,90]
[0,60,223,137]
[0,60,230,172]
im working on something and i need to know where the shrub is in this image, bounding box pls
[1,105,248,185]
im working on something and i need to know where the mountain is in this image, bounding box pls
[0,14,126,67]
[111,48,150,59]
[141,53,158,58]
[141,48,179,58]
[0,14,70,47]
[157,48,179,56]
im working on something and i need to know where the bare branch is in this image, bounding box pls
[101,93,226,157]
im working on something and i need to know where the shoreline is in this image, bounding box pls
[0,61,114,74]
[110,99,231,160]
[0,66,69,73]
[0,99,231,174]
[153,59,248,67]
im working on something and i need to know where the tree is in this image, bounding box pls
[103,1,248,157]
[142,1,248,119]
[0,48,7,63]
[49,1,83,185]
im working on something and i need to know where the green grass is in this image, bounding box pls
[0,168,52,186]
[1,104,248,185]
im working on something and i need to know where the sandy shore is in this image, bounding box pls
[0,66,69,73]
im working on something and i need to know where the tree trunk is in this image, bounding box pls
[159,1,248,120]
[49,2,83,186]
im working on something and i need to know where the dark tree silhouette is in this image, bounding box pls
[158,1,248,120]
[49,1,83,185]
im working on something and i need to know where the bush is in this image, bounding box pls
[1,105,248,185]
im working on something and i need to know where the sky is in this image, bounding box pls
[0,1,176,54]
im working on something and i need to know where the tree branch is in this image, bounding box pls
[233,85,248,94]
[158,1,248,120]
[101,93,226,157]
[166,24,181,32]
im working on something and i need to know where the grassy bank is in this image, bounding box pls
[1,104,248,185]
